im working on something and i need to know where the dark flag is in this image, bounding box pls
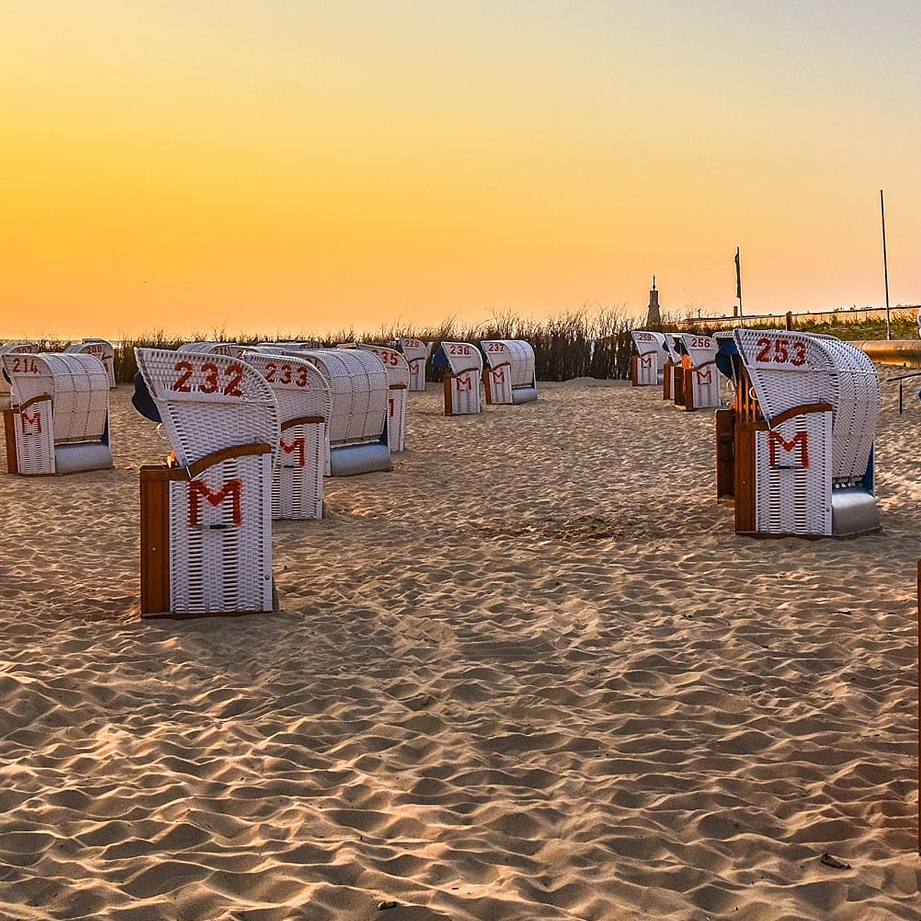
[734,247,742,299]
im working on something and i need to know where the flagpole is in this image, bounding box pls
[735,247,743,319]
[880,189,892,341]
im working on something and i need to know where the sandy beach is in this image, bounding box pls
[0,376,918,920]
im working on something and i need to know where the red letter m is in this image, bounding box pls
[19,410,42,434]
[695,367,712,384]
[280,437,305,467]
[768,431,809,469]
[456,373,472,392]
[188,479,243,526]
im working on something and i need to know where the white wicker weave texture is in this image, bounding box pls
[242,350,330,520]
[301,349,388,447]
[754,410,833,535]
[135,348,280,468]
[66,339,116,388]
[680,333,721,409]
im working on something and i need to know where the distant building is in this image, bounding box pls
[645,276,662,329]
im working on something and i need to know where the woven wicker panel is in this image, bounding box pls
[754,410,832,535]
[0,343,39,399]
[65,339,116,388]
[240,350,329,519]
[273,421,325,519]
[176,341,244,357]
[481,340,536,389]
[136,348,280,468]
[168,452,273,613]
[485,367,513,404]
[441,342,483,377]
[735,330,878,483]
[447,371,482,414]
[679,335,721,409]
[357,344,411,389]
[12,395,55,475]
[398,338,431,391]
[301,349,388,446]
[3,352,109,445]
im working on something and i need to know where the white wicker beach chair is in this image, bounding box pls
[356,344,410,452]
[301,349,391,476]
[134,347,280,617]
[66,338,116,388]
[0,342,39,407]
[661,334,683,401]
[433,342,483,415]
[397,337,432,392]
[481,340,538,405]
[2,352,112,476]
[177,341,245,358]
[728,329,880,538]
[678,333,721,410]
[630,331,667,386]
[242,350,331,519]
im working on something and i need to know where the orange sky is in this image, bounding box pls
[2,1,920,340]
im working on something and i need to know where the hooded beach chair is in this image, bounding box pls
[397,337,432,392]
[356,343,410,452]
[630,331,667,386]
[431,342,483,415]
[677,333,721,410]
[715,329,880,538]
[66,338,116,388]
[481,340,538,405]
[177,341,245,358]
[301,348,391,476]
[242,350,331,519]
[133,347,280,617]
[0,342,39,408]
[2,351,112,476]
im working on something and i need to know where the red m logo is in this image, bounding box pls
[639,355,653,367]
[20,410,42,433]
[188,479,243,526]
[768,431,809,469]
[280,437,305,467]
[456,374,472,392]
[695,368,712,384]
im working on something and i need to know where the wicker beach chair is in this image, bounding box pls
[677,333,721,410]
[2,351,112,476]
[662,334,684,402]
[177,341,245,358]
[242,350,331,519]
[65,338,116,388]
[0,342,39,408]
[397,338,432,392]
[431,342,483,415]
[481,340,538,405]
[715,329,880,538]
[134,347,280,617]
[301,348,391,476]
[630,331,667,386]
[356,344,410,452]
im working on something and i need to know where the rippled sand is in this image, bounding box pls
[0,376,917,920]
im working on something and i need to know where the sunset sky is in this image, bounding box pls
[2,1,919,340]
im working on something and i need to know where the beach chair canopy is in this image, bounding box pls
[431,342,483,375]
[177,341,245,358]
[734,329,879,483]
[134,347,279,468]
[0,342,39,395]
[357,343,411,390]
[241,350,332,427]
[630,330,668,364]
[66,338,116,388]
[397,337,431,364]
[481,340,536,388]
[3,351,109,444]
[301,348,388,445]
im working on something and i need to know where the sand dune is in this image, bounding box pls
[0,376,917,920]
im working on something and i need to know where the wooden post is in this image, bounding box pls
[786,311,793,331]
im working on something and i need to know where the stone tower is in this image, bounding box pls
[645,276,661,329]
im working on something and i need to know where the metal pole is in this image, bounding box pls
[881,190,892,341]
